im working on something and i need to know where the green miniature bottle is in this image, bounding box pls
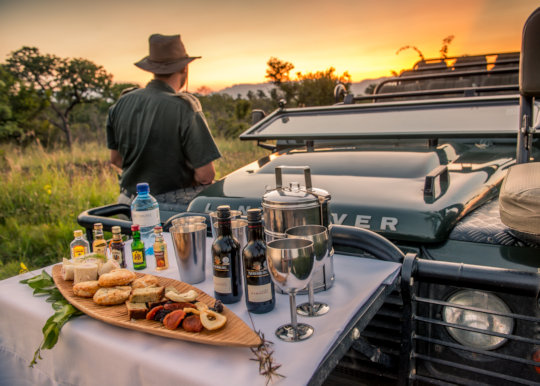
[131,224,147,270]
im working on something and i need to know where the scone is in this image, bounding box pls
[98,269,137,287]
[93,286,132,305]
[73,280,100,298]
[131,274,159,289]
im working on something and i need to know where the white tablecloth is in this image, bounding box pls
[0,233,400,386]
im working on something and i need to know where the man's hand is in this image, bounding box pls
[110,149,123,174]
[194,162,216,185]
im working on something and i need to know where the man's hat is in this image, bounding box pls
[134,34,201,74]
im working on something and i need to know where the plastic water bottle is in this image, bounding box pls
[131,182,160,244]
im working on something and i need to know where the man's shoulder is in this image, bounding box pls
[174,92,202,113]
[120,86,140,96]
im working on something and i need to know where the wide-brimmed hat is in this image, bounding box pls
[134,34,201,74]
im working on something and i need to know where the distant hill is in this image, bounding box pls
[216,77,388,99]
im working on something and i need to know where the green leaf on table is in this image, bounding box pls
[20,270,82,367]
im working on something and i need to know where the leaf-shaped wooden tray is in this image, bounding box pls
[52,265,261,347]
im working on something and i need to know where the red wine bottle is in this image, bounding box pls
[242,208,275,313]
[212,205,242,304]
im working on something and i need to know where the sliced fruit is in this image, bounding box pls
[200,309,227,331]
[165,289,198,302]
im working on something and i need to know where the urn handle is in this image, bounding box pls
[275,166,312,190]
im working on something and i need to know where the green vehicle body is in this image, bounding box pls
[182,47,540,384]
[188,95,539,273]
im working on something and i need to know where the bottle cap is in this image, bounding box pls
[136,182,150,194]
[247,208,262,223]
[216,205,231,219]
[131,224,140,231]
[111,226,121,234]
[73,229,83,237]
[94,223,103,230]
[154,225,163,233]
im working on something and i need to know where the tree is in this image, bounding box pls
[265,57,295,85]
[265,58,351,107]
[6,46,112,148]
[0,64,48,142]
[295,68,351,107]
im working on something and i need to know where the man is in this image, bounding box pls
[106,34,221,212]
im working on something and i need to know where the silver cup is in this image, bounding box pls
[210,210,242,239]
[267,238,315,342]
[170,223,207,284]
[171,215,207,227]
[286,225,333,317]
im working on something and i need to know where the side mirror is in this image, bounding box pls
[520,7,540,97]
[251,109,266,125]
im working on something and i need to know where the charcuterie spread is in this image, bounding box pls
[52,258,262,347]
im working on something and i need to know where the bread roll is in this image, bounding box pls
[98,269,136,287]
[93,286,132,305]
[131,274,159,289]
[73,280,100,297]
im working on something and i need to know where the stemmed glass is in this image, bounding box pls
[285,225,333,317]
[266,238,316,342]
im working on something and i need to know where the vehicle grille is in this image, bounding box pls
[324,256,540,386]
[325,290,404,385]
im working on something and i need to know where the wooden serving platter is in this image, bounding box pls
[52,265,261,347]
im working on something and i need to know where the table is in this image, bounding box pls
[0,234,401,386]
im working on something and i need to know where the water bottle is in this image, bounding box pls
[131,182,160,243]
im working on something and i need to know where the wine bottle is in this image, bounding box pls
[212,205,242,304]
[242,208,275,313]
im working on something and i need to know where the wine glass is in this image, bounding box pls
[266,238,316,342]
[285,225,333,317]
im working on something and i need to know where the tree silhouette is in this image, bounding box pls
[6,46,112,148]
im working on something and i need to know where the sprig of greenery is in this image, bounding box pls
[247,313,285,385]
[20,270,83,367]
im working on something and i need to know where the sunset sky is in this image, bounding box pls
[0,0,538,92]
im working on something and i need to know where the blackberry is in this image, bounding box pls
[211,300,224,313]
[154,308,172,322]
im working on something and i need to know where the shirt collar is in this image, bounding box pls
[147,79,176,93]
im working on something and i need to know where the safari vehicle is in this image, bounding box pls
[78,8,540,386]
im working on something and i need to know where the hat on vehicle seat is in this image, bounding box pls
[134,34,201,74]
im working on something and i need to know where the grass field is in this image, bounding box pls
[0,138,268,280]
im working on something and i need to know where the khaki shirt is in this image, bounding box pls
[106,80,221,196]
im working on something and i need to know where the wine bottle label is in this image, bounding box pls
[132,250,145,264]
[111,249,123,265]
[72,246,86,257]
[247,283,272,302]
[213,276,232,294]
[132,208,160,227]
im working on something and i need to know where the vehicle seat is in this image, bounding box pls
[499,162,540,244]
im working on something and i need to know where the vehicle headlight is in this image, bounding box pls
[443,290,514,350]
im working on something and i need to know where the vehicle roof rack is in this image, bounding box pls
[335,52,520,104]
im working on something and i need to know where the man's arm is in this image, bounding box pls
[110,149,123,174]
[194,162,216,185]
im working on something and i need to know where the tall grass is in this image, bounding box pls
[0,138,268,280]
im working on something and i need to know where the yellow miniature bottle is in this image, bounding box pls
[153,225,169,270]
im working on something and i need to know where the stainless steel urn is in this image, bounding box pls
[262,166,334,292]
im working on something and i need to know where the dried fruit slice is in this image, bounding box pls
[200,309,227,331]
[183,315,204,332]
[165,289,198,303]
[163,310,186,330]
[146,305,164,321]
